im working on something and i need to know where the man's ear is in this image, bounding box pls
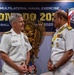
[59,16,62,20]
[11,22,16,27]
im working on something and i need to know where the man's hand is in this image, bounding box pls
[18,63,28,74]
[28,65,36,73]
[47,60,55,71]
[47,60,52,71]
[48,64,55,71]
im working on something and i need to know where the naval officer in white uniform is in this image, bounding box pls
[47,10,74,75]
[0,13,32,75]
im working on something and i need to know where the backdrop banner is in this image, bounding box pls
[0,2,74,32]
[68,8,74,28]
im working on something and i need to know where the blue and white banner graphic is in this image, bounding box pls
[68,8,74,28]
[0,2,74,32]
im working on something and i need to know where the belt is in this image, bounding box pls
[20,61,25,65]
[14,60,25,65]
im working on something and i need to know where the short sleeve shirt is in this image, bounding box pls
[51,23,74,64]
[0,29,32,62]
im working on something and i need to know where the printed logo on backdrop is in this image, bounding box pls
[0,2,74,32]
[68,8,74,28]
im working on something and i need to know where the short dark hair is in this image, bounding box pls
[56,10,68,21]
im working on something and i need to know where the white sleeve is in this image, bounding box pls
[65,31,74,51]
[24,34,32,52]
[0,34,10,53]
[27,41,32,52]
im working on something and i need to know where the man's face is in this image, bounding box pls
[53,13,61,28]
[14,17,25,32]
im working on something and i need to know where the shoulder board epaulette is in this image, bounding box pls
[4,31,12,34]
[66,26,72,30]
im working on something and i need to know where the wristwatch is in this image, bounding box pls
[53,64,58,69]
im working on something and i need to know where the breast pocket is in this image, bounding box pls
[12,42,20,46]
[11,39,20,46]
[56,38,65,50]
[11,36,20,46]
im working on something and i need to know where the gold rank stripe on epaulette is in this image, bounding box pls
[66,26,72,30]
[4,31,11,34]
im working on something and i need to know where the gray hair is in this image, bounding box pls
[9,13,22,24]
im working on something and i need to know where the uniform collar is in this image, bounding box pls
[56,23,68,32]
[10,29,22,36]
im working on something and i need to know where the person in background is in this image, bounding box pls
[0,13,32,75]
[47,10,74,75]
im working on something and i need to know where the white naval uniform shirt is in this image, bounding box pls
[0,29,32,75]
[50,23,74,75]
[51,23,74,64]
